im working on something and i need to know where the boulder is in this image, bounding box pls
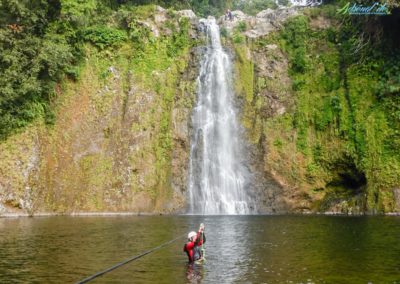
[176,9,197,19]
[220,8,298,39]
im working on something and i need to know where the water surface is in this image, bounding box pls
[0,215,399,283]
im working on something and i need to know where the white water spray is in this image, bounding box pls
[188,18,254,215]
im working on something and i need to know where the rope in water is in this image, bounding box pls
[76,234,186,284]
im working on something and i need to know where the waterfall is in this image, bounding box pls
[188,18,254,215]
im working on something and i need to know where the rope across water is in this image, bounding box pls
[76,234,186,284]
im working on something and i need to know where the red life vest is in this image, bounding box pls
[183,231,205,262]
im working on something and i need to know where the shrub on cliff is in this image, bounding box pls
[0,0,76,139]
[83,26,127,49]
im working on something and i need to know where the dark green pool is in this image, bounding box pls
[0,215,399,283]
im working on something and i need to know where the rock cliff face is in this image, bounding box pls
[1,5,398,216]
[221,8,298,38]
[224,7,400,214]
[220,8,299,213]
[0,7,200,215]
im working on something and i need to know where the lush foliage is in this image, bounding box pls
[232,3,400,212]
[83,26,127,49]
[0,0,100,139]
[0,0,197,140]
[0,0,194,212]
[0,1,68,138]
[108,0,231,16]
[273,6,400,212]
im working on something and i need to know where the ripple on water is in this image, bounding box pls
[0,215,399,283]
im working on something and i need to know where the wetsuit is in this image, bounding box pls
[183,231,206,263]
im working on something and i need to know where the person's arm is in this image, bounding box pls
[196,223,205,246]
[195,232,202,246]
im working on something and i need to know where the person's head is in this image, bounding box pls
[188,231,197,242]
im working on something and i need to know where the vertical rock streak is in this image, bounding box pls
[188,18,253,215]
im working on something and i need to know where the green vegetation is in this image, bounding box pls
[233,3,400,213]
[1,0,399,214]
[0,0,250,141]
[0,0,316,140]
[0,0,191,140]
[83,26,127,49]
[0,0,194,213]
[0,1,70,139]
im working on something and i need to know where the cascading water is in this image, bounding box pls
[188,18,254,215]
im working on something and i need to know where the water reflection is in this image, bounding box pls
[239,216,400,283]
[186,263,204,283]
[200,216,250,283]
[0,215,399,283]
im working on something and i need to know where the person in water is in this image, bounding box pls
[184,223,206,263]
